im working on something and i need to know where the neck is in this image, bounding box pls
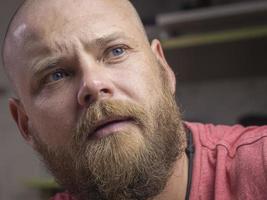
[152,152,189,200]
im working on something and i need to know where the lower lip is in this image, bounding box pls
[90,120,134,140]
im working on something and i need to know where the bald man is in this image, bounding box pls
[2,0,267,200]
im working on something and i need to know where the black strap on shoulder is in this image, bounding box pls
[185,127,195,200]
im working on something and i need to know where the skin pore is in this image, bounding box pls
[2,0,188,199]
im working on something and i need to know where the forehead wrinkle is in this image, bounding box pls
[84,31,138,50]
[27,31,140,82]
[28,32,137,70]
[23,26,79,58]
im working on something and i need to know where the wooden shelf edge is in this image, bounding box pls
[162,25,267,49]
[157,1,267,27]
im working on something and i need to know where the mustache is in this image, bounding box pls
[75,99,149,142]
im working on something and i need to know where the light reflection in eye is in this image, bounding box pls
[50,69,69,82]
[111,47,125,57]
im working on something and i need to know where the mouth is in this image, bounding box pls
[89,117,135,140]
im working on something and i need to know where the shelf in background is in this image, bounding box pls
[162,25,267,49]
[163,35,267,82]
[151,1,267,83]
[156,1,267,37]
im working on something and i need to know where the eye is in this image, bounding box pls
[46,69,70,83]
[111,47,125,57]
[105,46,128,61]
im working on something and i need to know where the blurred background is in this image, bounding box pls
[1,0,267,199]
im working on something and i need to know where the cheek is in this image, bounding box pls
[112,58,162,107]
[27,86,78,146]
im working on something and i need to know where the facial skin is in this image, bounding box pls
[3,0,188,200]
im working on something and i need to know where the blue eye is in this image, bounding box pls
[104,46,129,62]
[111,47,125,57]
[50,69,69,82]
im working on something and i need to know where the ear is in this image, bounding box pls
[150,39,176,94]
[9,98,34,146]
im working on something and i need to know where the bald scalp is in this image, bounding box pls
[2,0,28,94]
[2,0,147,95]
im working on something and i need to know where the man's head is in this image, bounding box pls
[2,0,186,199]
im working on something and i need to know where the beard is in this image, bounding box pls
[32,69,186,200]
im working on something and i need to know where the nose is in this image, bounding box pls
[77,67,114,107]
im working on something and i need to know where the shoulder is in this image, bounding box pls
[186,122,267,199]
[184,121,267,155]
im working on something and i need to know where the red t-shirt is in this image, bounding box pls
[185,122,267,200]
[50,122,267,200]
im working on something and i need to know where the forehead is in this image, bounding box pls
[21,0,141,42]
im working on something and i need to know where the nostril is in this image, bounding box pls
[100,88,110,94]
[84,94,91,103]
[98,88,112,99]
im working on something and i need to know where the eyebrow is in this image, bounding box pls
[84,32,136,50]
[28,56,62,81]
[28,31,136,77]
